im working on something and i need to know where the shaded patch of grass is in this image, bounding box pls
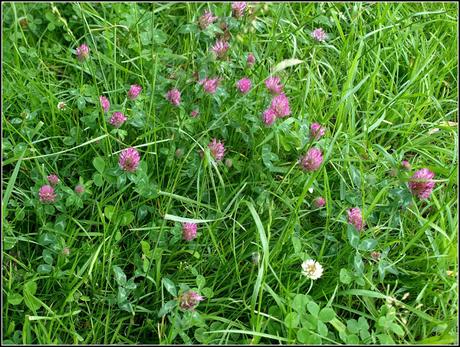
[2,2,458,344]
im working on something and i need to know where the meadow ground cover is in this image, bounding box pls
[1,2,458,344]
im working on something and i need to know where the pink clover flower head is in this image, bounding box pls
[299,148,323,172]
[237,77,252,94]
[47,174,59,186]
[75,184,85,195]
[208,138,225,161]
[347,207,364,231]
[119,147,141,172]
[313,197,326,208]
[166,88,181,106]
[39,185,57,204]
[128,84,142,100]
[200,77,220,94]
[401,160,411,170]
[212,39,229,59]
[247,53,255,67]
[232,2,247,18]
[311,28,328,42]
[191,109,199,118]
[100,96,110,113]
[408,168,435,199]
[265,76,283,95]
[262,108,276,126]
[310,123,326,140]
[270,93,291,118]
[199,10,218,29]
[76,43,90,61]
[179,290,204,311]
[109,112,127,128]
[182,222,197,241]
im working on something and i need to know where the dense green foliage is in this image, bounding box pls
[2,2,458,344]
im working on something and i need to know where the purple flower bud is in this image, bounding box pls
[76,44,90,61]
[47,174,59,186]
[75,184,85,195]
[262,108,276,126]
[347,207,364,231]
[265,76,283,95]
[199,77,220,94]
[191,109,200,118]
[208,138,225,161]
[313,197,326,208]
[109,112,127,128]
[100,96,110,113]
[212,39,229,59]
[247,53,255,67]
[401,160,411,170]
[310,123,326,140]
[128,84,142,100]
[199,10,218,29]
[166,88,181,106]
[232,2,247,18]
[182,222,197,241]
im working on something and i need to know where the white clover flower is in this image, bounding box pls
[301,259,323,280]
[57,101,66,110]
